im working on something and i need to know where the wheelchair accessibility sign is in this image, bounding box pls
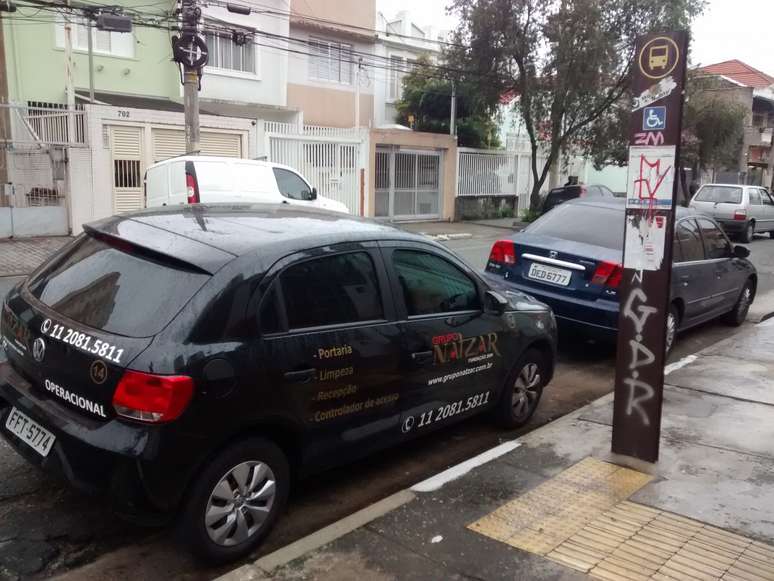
[643,106,666,131]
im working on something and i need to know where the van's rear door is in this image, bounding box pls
[1,227,220,421]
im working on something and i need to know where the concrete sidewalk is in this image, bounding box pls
[223,320,774,581]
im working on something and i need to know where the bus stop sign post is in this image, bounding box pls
[611,30,689,463]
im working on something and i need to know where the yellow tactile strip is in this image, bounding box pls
[468,457,653,555]
[468,456,774,580]
[549,501,774,581]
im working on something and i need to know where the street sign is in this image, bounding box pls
[611,31,688,463]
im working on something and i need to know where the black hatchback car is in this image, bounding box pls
[0,204,556,563]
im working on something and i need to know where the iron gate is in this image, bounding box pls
[375,148,442,220]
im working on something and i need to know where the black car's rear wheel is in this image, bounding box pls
[495,349,546,429]
[179,437,289,564]
[724,280,754,327]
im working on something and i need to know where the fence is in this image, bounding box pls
[0,103,88,149]
[260,121,368,215]
[456,147,549,215]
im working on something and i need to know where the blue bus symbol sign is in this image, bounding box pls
[643,106,666,131]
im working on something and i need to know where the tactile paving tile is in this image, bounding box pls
[468,457,653,555]
[468,457,774,580]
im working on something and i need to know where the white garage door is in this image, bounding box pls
[151,128,243,162]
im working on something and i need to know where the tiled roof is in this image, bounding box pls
[698,59,774,89]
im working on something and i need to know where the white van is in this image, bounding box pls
[144,156,350,213]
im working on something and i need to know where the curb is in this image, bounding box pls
[218,490,416,580]
[463,221,527,231]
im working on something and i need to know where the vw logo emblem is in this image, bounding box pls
[32,337,46,362]
[90,360,108,385]
[549,250,558,259]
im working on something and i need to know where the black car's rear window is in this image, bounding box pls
[694,186,742,204]
[526,203,625,250]
[27,235,209,337]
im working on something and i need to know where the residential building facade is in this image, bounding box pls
[373,11,443,128]
[287,0,375,127]
[697,60,774,189]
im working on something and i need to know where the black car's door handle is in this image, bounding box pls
[411,350,434,365]
[283,368,316,383]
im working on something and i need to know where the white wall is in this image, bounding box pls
[69,104,258,234]
[200,2,289,107]
[286,28,375,99]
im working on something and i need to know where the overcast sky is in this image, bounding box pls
[377,0,774,75]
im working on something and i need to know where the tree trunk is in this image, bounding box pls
[679,166,689,206]
[548,155,561,189]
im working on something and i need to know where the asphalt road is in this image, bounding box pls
[2,224,774,580]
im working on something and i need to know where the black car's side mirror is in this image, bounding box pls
[733,245,750,258]
[485,290,509,315]
[309,187,318,201]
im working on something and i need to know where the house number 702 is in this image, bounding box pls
[117,110,130,118]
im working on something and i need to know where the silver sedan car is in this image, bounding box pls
[689,183,774,243]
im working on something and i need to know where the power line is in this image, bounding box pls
[203,0,463,49]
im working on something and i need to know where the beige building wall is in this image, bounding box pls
[290,0,375,30]
[287,84,373,127]
[369,129,457,221]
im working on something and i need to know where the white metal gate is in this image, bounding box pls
[110,126,144,213]
[375,148,442,220]
[268,135,360,214]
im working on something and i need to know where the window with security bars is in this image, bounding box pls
[113,160,141,189]
[309,38,353,84]
[205,30,256,74]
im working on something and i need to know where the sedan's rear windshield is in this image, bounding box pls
[694,186,742,204]
[526,203,625,250]
[27,235,210,337]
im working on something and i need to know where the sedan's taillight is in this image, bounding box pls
[113,371,194,423]
[186,173,200,204]
[488,240,517,267]
[733,209,747,221]
[591,260,623,288]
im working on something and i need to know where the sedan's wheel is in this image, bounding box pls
[741,222,754,243]
[179,438,289,564]
[724,280,754,327]
[496,349,546,429]
[665,305,679,356]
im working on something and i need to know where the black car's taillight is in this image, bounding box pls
[113,370,194,423]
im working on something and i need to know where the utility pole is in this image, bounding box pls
[64,0,75,138]
[449,80,456,136]
[87,18,94,102]
[354,57,363,129]
[174,0,208,154]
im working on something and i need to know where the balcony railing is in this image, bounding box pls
[0,103,88,148]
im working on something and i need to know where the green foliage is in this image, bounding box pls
[580,73,746,175]
[681,75,746,174]
[498,206,515,218]
[394,57,501,148]
[521,207,543,223]
[446,0,706,211]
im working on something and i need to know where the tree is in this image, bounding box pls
[581,73,746,204]
[446,0,705,211]
[681,75,746,188]
[394,57,501,148]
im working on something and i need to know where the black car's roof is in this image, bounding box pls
[562,198,698,218]
[85,204,429,273]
